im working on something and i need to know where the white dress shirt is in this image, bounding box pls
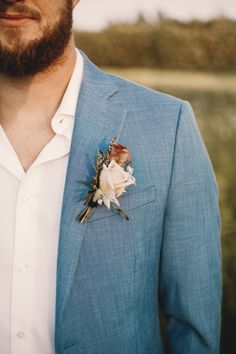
[0,49,84,354]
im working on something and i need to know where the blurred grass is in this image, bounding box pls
[103,68,236,94]
[103,67,236,354]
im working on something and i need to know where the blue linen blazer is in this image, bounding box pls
[54,51,222,354]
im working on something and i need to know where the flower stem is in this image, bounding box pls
[76,206,94,224]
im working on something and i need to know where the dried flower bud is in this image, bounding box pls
[110,143,131,166]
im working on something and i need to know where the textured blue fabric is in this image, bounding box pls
[54,51,222,354]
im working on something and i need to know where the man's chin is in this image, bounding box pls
[0,28,37,52]
[0,33,72,78]
[0,44,59,78]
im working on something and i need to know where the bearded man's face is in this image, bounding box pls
[0,0,75,77]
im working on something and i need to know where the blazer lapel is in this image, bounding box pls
[55,51,127,323]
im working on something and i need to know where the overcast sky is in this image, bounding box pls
[73,0,236,30]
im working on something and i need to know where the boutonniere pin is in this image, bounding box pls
[76,137,136,224]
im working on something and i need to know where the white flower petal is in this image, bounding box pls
[126,165,133,174]
[112,197,120,207]
[97,199,103,205]
[98,160,135,202]
[104,197,111,209]
[99,164,115,195]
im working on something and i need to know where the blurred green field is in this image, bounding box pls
[103,68,236,354]
[103,68,236,94]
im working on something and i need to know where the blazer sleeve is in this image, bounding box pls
[159,101,222,354]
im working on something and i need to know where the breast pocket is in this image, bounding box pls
[87,185,156,223]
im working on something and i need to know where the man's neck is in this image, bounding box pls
[0,39,77,129]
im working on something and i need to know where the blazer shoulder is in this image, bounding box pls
[103,69,184,109]
[80,51,188,124]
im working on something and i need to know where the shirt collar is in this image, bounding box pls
[51,48,84,141]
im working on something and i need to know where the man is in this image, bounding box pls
[0,0,221,353]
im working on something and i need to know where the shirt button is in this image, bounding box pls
[16,331,25,339]
[22,195,33,205]
[20,263,30,271]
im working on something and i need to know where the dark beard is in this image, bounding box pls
[0,1,73,78]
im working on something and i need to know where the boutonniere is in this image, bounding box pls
[76,137,136,224]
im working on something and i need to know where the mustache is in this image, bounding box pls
[0,3,41,20]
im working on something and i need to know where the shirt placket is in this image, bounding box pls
[9,130,70,354]
[10,176,36,354]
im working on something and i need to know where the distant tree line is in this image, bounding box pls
[74,17,236,71]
